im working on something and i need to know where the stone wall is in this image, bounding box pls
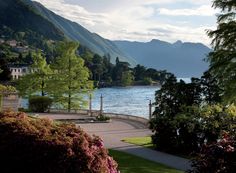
[0,92,19,112]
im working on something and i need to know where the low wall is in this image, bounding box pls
[103,113,149,125]
[49,108,149,125]
[49,108,99,115]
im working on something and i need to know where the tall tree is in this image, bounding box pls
[201,71,222,104]
[150,74,179,151]
[112,58,130,81]
[207,0,236,103]
[50,41,93,112]
[102,54,114,82]
[133,64,146,81]
[120,71,134,86]
[91,54,105,81]
[150,75,203,151]
[0,59,11,82]
[17,52,51,97]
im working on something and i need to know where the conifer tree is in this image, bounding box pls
[50,41,93,112]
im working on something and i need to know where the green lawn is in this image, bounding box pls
[109,149,183,173]
[122,136,191,159]
[122,136,154,148]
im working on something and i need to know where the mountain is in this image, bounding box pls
[113,39,211,77]
[0,0,136,66]
[29,1,136,66]
[0,0,64,41]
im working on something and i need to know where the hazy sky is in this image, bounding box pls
[34,0,218,45]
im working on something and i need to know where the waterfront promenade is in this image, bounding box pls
[37,113,191,171]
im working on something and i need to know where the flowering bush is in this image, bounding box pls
[188,133,236,173]
[0,111,119,173]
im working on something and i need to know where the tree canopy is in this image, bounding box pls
[50,41,93,112]
[17,52,52,97]
[0,59,11,82]
[208,0,236,103]
[150,73,223,153]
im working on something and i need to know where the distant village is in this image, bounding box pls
[0,38,30,80]
[0,38,29,53]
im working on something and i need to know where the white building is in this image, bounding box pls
[9,65,29,80]
[6,40,17,47]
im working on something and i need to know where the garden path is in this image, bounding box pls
[37,113,191,171]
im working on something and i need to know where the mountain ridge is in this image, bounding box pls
[30,1,136,66]
[0,0,136,66]
[113,39,211,77]
[0,0,64,41]
[0,0,211,77]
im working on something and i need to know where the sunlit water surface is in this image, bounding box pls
[89,86,159,118]
[21,78,191,118]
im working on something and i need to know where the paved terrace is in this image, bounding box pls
[36,113,191,171]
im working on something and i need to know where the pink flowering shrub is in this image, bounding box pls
[0,111,119,173]
[188,133,236,173]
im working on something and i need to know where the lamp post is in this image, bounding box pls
[89,93,92,116]
[100,94,103,116]
[149,100,152,120]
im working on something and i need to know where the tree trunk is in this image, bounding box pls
[41,78,45,96]
[68,92,71,113]
[68,56,71,112]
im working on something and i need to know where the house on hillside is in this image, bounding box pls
[0,39,4,44]
[6,40,17,47]
[9,65,29,80]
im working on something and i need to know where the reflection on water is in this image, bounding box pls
[90,86,159,118]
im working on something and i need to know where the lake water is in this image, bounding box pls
[20,86,159,118]
[89,86,159,118]
[21,78,190,118]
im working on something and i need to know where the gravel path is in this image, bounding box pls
[37,113,191,171]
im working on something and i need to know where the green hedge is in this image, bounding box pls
[0,111,118,173]
[29,96,53,112]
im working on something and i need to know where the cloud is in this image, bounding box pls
[33,0,216,45]
[34,0,108,27]
[95,0,211,6]
[159,5,217,16]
